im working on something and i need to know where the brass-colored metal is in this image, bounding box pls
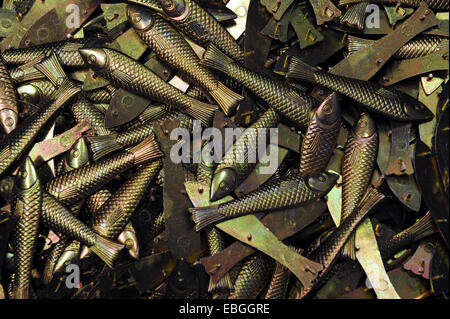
[380,46,449,86]
[290,6,324,49]
[154,119,202,262]
[309,0,342,25]
[158,0,246,64]
[301,186,386,298]
[331,3,440,80]
[216,214,323,290]
[385,121,414,176]
[339,0,449,11]
[28,120,91,167]
[354,218,401,299]
[414,140,449,249]
[200,201,327,284]
[403,239,435,279]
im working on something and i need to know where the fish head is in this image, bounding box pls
[79,48,108,71]
[0,108,18,134]
[210,168,237,201]
[316,92,340,125]
[66,137,90,170]
[127,5,155,31]
[402,95,434,122]
[17,83,43,106]
[307,171,338,193]
[79,245,93,260]
[118,226,139,260]
[158,0,187,18]
[15,157,38,190]
[53,246,80,275]
[353,112,376,138]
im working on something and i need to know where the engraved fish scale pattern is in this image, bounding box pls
[227,64,313,128]
[45,152,136,206]
[379,213,433,258]
[217,174,321,217]
[150,211,165,238]
[92,159,162,239]
[8,68,25,83]
[138,16,219,92]
[30,80,56,99]
[1,40,88,66]
[304,228,335,256]
[341,135,377,220]
[43,157,86,278]
[178,113,195,132]
[206,227,225,255]
[176,0,245,64]
[13,185,41,290]
[116,121,155,146]
[196,162,214,185]
[379,231,413,259]
[0,97,64,175]
[71,96,109,136]
[0,59,17,106]
[103,50,191,112]
[216,109,280,184]
[396,36,446,59]
[300,116,340,176]
[139,104,180,124]
[229,254,275,299]
[186,85,207,101]
[43,238,69,279]
[42,192,97,246]
[315,72,407,120]
[350,36,446,58]
[55,160,66,176]
[86,189,112,215]
[309,198,368,270]
[85,88,113,104]
[265,263,290,299]
[306,188,385,295]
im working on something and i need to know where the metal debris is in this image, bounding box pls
[0,0,448,301]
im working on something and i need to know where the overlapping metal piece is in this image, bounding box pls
[0,0,447,300]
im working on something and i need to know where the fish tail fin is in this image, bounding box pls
[409,211,437,242]
[12,286,29,299]
[186,100,217,127]
[339,2,368,30]
[87,133,122,161]
[50,79,81,108]
[208,273,233,292]
[286,57,317,83]
[209,82,243,116]
[128,133,164,165]
[347,35,374,55]
[200,44,234,75]
[14,54,46,82]
[341,233,357,260]
[189,206,223,231]
[34,53,67,87]
[90,235,124,268]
